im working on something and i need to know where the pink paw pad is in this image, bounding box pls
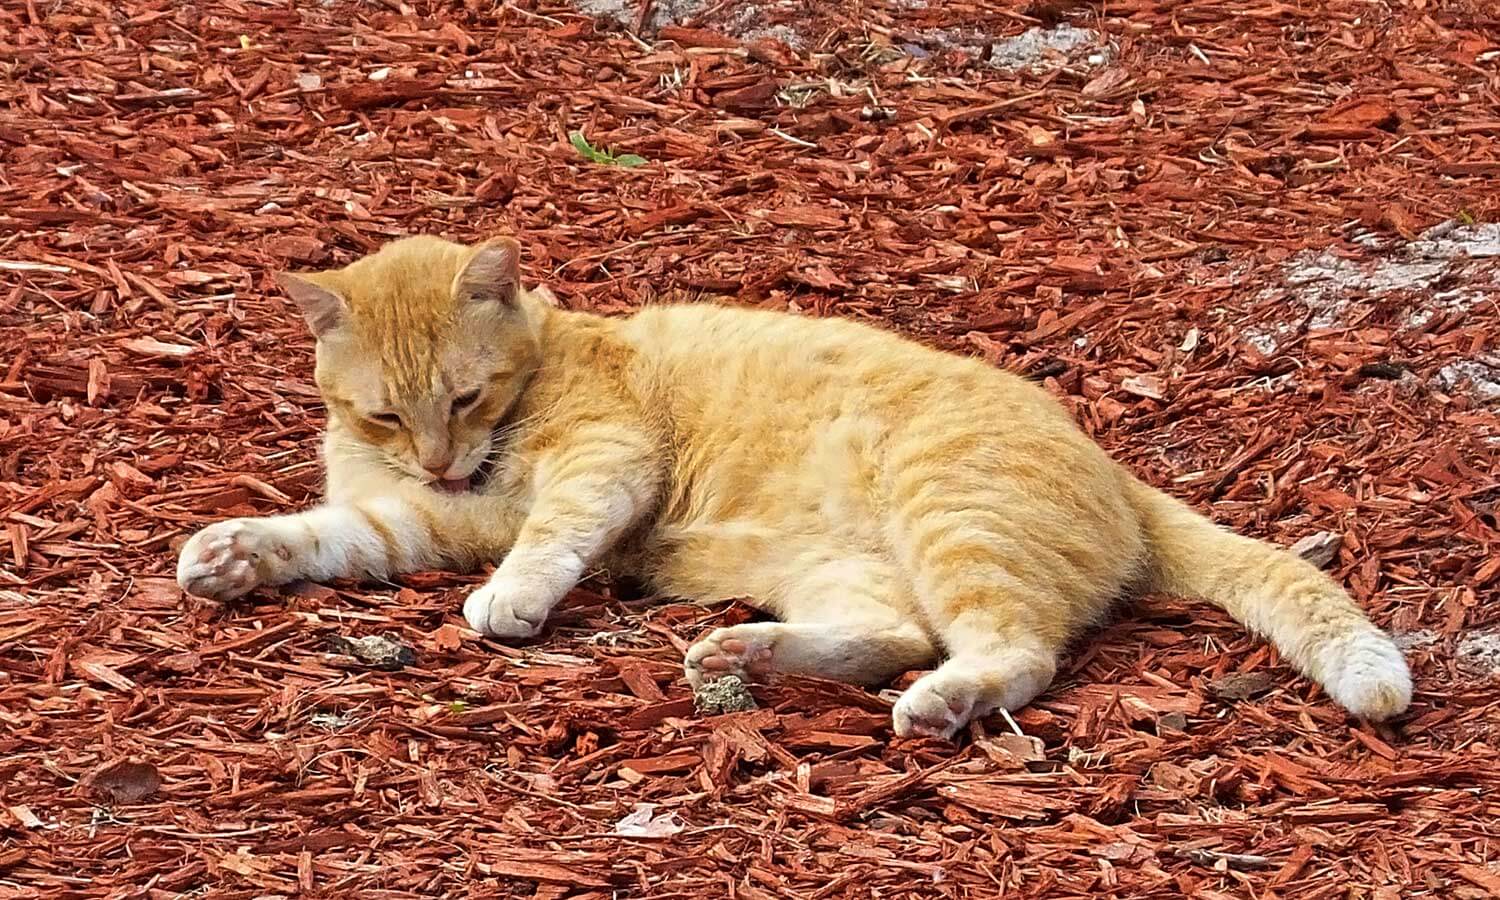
[684,629,779,688]
[177,521,285,602]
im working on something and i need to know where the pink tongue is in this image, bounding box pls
[437,478,470,493]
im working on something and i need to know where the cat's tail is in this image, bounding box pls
[1130,479,1412,720]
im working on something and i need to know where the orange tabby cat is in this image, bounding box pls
[176,235,1412,738]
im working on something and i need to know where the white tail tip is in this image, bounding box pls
[1319,630,1413,721]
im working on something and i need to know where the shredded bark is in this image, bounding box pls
[2,0,1498,896]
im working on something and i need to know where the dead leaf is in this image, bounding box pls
[974,733,1046,769]
[1082,68,1130,97]
[712,79,779,113]
[83,759,162,805]
[614,803,687,837]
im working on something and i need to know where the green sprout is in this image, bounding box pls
[569,130,647,168]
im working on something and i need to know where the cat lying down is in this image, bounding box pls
[176,235,1412,739]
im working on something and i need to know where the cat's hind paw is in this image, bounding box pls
[177,519,291,602]
[891,670,977,740]
[891,649,1055,741]
[684,624,778,689]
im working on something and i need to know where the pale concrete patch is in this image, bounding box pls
[1433,359,1500,403]
[1253,222,1500,356]
[719,3,808,49]
[990,24,1109,71]
[1393,629,1438,652]
[1248,223,1500,402]
[575,0,807,46]
[911,23,1110,71]
[1457,628,1500,678]
[576,0,706,32]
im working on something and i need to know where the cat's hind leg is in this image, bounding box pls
[684,553,935,689]
[885,447,1144,739]
[891,622,1061,740]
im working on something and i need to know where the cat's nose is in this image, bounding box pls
[422,458,452,477]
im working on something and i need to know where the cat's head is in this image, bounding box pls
[277,235,544,490]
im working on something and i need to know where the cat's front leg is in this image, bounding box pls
[176,498,437,602]
[462,546,585,639]
[464,458,659,639]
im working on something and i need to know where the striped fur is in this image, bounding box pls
[178,235,1412,739]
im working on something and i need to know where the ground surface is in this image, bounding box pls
[2,0,1500,897]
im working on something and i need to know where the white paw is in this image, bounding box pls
[176,519,290,602]
[892,670,978,740]
[462,575,553,639]
[684,624,778,689]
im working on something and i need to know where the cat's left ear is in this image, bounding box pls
[454,237,522,308]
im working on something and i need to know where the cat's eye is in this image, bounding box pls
[367,411,404,429]
[453,389,482,411]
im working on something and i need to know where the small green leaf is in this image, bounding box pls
[1456,208,1475,226]
[447,700,468,713]
[569,130,606,164]
[613,154,648,167]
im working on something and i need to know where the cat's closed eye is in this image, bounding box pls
[453,389,482,412]
[368,411,404,429]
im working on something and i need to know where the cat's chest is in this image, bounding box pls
[475,451,536,504]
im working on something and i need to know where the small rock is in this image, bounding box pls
[155,651,202,674]
[328,633,416,671]
[1208,671,1277,701]
[1157,712,1189,732]
[1291,531,1342,569]
[694,675,757,715]
[1120,373,1166,400]
[308,710,357,731]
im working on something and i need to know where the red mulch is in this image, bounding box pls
[3,0,1499,896]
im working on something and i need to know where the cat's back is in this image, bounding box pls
[625,303,889,370]
[620,302,1059,422]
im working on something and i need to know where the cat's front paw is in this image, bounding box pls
[462,575,552,640]
[684,624,778,689]
[176,519,291,602]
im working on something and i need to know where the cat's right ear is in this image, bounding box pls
[276,272,346,338]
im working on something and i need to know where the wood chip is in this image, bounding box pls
[3,0,1494,895]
